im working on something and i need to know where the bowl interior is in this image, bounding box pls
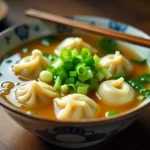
[0,16,150,122]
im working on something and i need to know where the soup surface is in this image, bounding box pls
[0,33,150,120]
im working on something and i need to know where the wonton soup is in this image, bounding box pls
[0,34,150,121]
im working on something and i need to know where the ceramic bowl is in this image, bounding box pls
[0,16,150,148]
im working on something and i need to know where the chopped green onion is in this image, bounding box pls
[47,66,56,74]
[64,62,74,70]
[25,111,36,115]
[69,71,77,77]
[105,111,118,118]
[43,53,58,61]
[71,49,79,56]
[140,88,150,98]
[54,76,62,90]
[90,78,99,90]
[41,36,57,46]
[61,84,69,94]
[78,70,93,82]
[140,74,150,83]
[128,78,143,90]
[83,56,94,66]
[96,71,104,81]
[96,38,117,54]
[60,48,72,62]
[76,63,86,76]
[76,81,89,87]
[72,56,82,65]
[81,48,91,58]
[65,77,76,84]
[113,74,126,80]
[68,84,77,93]
[77,86,89,94]
[51,58,64,69]
[93,54,101,70]
[137,95,145,101]
[40,70,53,83]
[131,58,147,64]
[56,66,68,79]
[101,68,112,79]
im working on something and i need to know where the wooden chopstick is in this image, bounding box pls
[25,9,150,48]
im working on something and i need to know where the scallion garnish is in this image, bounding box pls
[43,47,113,95]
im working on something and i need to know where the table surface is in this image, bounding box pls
[0,0,150,150]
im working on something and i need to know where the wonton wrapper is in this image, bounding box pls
[97,77,135,106]
[54,94,99,120]
[13,49,51,78]
[100,51,133,75]
[54,37,98,55]
[15,81,59,108]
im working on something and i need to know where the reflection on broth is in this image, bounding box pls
[0,34,150,121]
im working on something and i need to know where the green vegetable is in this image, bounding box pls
[96,71,104,81]
[106,111,119,118]
[81,48,91,58]
[56,66,68,79]
[113,74,126,80]
[101,68,112,79]
[140,74,150,83]
[131,58,147,64]
[96,38,117,54]
[61,84,69,94]
[41,35,57,46]
[60,48,72,62]
[43,53,58,61]
[68,84,77,93]
[69,71,77,77]
[25,111,36,115]
[40,70,53,83]
[65,77,76,84]
[78,70,93,82]
[71,49,79,56]
[54,76,62,90]
[128,78,143,90]
[77,86,89,94]
[137,95,145,101]
[76,63,86,76]
[90,78,99,90]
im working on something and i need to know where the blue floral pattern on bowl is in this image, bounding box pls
[14,25,30,41]
[108,20,127,32]
[56,24,73,33]
[36,127,105,143]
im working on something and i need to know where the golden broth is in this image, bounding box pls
[0,34,149,120]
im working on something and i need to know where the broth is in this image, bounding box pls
[0,33,149,120]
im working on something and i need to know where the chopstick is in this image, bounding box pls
[25,9,150,48]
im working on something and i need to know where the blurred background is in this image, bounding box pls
[0,0,150,34]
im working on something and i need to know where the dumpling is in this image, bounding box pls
[100,51,133,75]
[54,94,99,120]
[15,81,59,108]
[54,37,98,55]
[97,77,135,106]
[13,49,51,78]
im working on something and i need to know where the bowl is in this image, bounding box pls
[0,16,150,148]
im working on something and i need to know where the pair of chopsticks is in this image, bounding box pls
[25,9,150,48]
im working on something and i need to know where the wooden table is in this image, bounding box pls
[0,0,150,149]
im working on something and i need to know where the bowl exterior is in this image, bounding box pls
[3,107,140,148]
[0,16,150,148]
